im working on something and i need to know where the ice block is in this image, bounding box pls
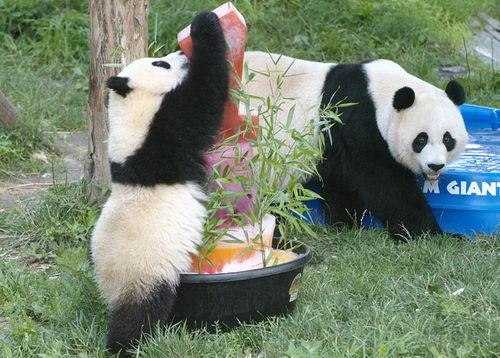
[205,141,257,225]
[190,214,276,274]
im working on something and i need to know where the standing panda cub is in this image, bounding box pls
[244,52,467,241]
[91,12,228,355]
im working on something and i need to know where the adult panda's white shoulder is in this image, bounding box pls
[243,51,334,147]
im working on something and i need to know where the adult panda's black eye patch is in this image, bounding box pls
[443,131,456,151]
[412,132,428,153]
[152,61,171,69]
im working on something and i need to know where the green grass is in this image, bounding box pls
[0,182,99,260]
[0,0,87,177]
[0,1,499,357]
[0,51,87,176]
[1,185,498,356]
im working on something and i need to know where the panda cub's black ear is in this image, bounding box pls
[392,87,415,111]
[445,80,466,106]
[106,76,132,97]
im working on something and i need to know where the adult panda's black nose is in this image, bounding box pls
[428,163,444,172]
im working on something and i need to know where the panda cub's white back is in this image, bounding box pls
[92,182,206,303]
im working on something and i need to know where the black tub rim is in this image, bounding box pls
[180,239,312,284]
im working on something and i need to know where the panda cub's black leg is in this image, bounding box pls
[107,282,177,357]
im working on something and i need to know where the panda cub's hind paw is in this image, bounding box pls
[191,11,223,41]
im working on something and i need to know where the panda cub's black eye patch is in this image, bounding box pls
[412,132,428,153]
[152,61,171,69]
[443,131,456,152]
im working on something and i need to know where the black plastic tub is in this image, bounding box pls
[171,239,312,330]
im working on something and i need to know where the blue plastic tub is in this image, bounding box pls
[304,104,500,237]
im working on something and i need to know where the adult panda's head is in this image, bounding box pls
[105,51,189,163]
[389,80,467,180]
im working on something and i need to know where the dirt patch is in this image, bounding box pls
[0,131,87,211]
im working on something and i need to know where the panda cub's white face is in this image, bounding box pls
[106,51,189,163]
[391,91,468,181]
[117,51,188,96]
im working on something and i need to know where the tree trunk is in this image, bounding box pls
[0,91,19,127]
[86,0,149,203]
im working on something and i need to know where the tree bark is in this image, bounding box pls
[0,91,19,127]
[87,0,149,203]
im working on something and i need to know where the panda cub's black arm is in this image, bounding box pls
[172,12,229,148]
[188,11,229,98]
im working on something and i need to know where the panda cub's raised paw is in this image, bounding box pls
[191,11,223,41]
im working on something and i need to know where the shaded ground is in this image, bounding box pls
[0,131,87,211]
[0,132,87,343]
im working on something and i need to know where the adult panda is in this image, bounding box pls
[90,12,228,355]
[243,51,467,241]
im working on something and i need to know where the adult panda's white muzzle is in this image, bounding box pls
[423,163,446,181]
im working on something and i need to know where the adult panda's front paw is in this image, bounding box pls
[191,11,223,43]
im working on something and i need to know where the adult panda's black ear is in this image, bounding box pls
[392,86,415,111]
[445,80,465,106]
[106,76,131,97]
